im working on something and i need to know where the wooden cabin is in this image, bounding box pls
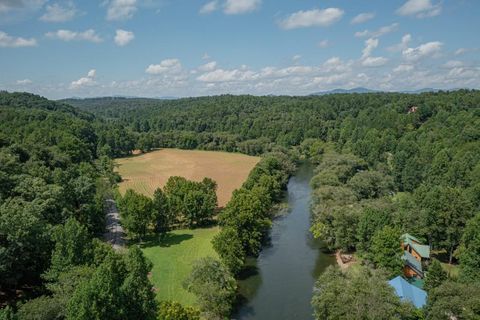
[401,233,430,279]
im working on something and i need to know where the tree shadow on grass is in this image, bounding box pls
[140,232,194,249]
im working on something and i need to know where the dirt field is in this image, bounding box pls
[116,149,260,207]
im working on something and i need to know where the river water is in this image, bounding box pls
[233,162,335,320]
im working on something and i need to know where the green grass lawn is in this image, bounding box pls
[141,227,219,306]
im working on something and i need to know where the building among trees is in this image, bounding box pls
[401,233,430,279]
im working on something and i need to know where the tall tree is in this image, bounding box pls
[458,213,480,282]
[119,189,153,239]
[152,188,171,233]
[370,226,403,277]
[424,259,447,292]
[183,257,237,319]
[212,227,246,275]
[312,266,416,320]
[417,186,473,263]
[44,218,93,281]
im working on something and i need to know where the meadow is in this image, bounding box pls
[116,148,260,207]
[141,227,219,306]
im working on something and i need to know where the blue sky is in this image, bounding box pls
[0,0,479,99]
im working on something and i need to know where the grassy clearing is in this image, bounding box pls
[441,262,460,279]
[141,227,219,306]
[116,148,260,207]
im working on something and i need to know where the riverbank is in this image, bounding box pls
[234,162,336,320]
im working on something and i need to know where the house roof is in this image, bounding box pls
[401,233,420,244]
[401,233,430,258]
[402,251,423,274]
[388,276,427,308]
[411,243,430,259]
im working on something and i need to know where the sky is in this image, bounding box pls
[0,0,479,99]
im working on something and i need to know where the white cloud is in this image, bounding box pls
[70,69,96,89]
[318,40,329,48]
[146,59,182,75]
[114,29,134,46]
[393,64,414,73]
[199,0,218,14]
[0,31,37,47]
[198,61,217,72]
[362,56,388,67]
[106,0,137,21]
[443,60,464,69]
[16,79,32,85]
[362,38,379,59]
[396,0,442,18]
[280,8,344,30]
[360,38,388,67]
[355,23,399,38]
[45,29,103,43]
[224,0,261,15]
[292,54,301,62]
[454,48,472,56]
[40,1,77,22]
[387,34,412,52]
[351,12,375,24]
[402,41,443,61]
[197,68,257,82]
[202,53,211,60]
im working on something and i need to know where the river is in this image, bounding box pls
[233,162,335,320]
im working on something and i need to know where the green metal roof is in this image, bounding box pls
[401,233,430,259]
[401,233,421,244]
[402,251,423,274]
[411,243,430,259]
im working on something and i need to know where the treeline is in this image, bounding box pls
[0,92,159,319]
[307,90,480,319]
[117,177,217,240]
[176,151,295,319]
[214,151,295,274]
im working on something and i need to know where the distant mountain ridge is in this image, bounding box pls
[311,87,379,95]
[310,87,449,95]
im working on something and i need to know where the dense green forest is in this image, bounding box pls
[1,90,480,319]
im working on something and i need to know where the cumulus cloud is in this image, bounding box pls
[197,67,257,82]
[360,38,388,67]
[199,0,218,14]
[355,23,399,38]
[224,0,261,15]
[402,41,443,61]
[393,64,415,73]
[0,31,37,47]
[114,29,134,46]
[396,0,442,18]
[16,79,32,85]
[351,12,375,24]
[387,34,412,52]
[70,69,96,89]
[362,56,388,67]
[40,1,77,22]
[279,8,344,30]
[146,59,182,75]
[106,0,137,21]
[362,38,379,59]
[45,29,103,43]
[198,61,218,72]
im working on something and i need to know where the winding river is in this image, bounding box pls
[233,162,335,320]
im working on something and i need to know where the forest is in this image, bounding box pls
[1,90,480,319]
